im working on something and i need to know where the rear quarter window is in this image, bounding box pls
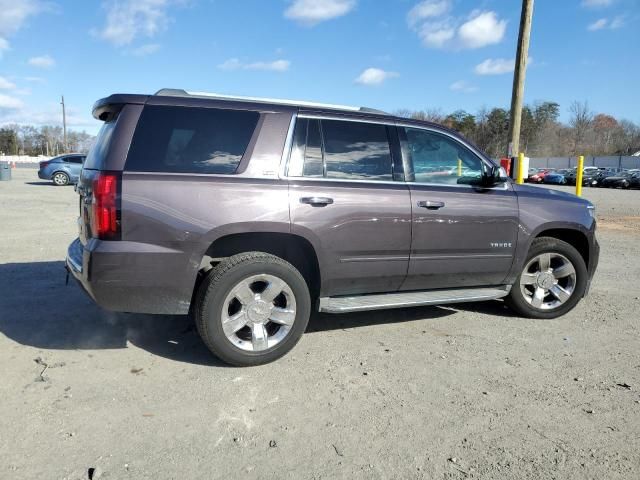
[83,119,117,170]
[125,105,259,174]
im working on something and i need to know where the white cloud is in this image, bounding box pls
[609,15,626,29]
[588,18,608,30]
[0,0,46,37]
[0,76,16,89]
[354,67,398,86]
[418,21,455,48]
[407,2,507,50]
[457,11,507,49]
[25,76,45,83]
[218,58,291,72]
[581,0,615,7]
[96,0,176,47]
[0,37,9,58]
[130,43,160,56]
[407,0,450,28]
[0,0,48,56]
[0,93,23,110]
[0,102,96,128]
[285,0,356,26]
[474,57,534,75]
[588,15,625,31]
[449,80,477,93]
[28,54,55,68]
[475,58,514,75]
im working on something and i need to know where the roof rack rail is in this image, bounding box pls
[154,88,387,114]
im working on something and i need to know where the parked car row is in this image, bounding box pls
[596,171,640,189]
[526,166,640,189]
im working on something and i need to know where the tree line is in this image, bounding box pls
[395,100,640,158]
[0,124,95,157]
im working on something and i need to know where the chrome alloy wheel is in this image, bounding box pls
[519,253,577,310]
[221,274,297,352]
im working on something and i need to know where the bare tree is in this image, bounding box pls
[0,124,96,156]
[383,101,638,156]
[393,109,412,119]
[568,101,593,155]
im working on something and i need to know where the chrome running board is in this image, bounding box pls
[318,286,511,314]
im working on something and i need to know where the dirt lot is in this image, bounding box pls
[1,169,639,480]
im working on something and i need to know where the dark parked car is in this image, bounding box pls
[66,89,599,366]
[566,168,598,186]
[591,170,617,187]
[601,172,635,189]
[542,172,567,185]
[38,154,86,185]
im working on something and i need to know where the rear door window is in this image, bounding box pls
[126,105,259,174]
[322,120,392,181]
[287,118,394,181]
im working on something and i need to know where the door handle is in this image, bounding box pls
[300,196,334,206]
[417,200,445,210]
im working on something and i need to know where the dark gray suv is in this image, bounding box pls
[67,89,599,366]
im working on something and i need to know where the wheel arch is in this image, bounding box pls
[533,227,590,269]
[196,232,322,302]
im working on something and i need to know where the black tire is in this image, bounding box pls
[193,252,311,366]
[506,237,588,319]
[52,171,69,186]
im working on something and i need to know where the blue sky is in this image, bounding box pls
[0,0,638,134]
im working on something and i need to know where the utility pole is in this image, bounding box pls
[507,0,534,157]
[60,95,67,153]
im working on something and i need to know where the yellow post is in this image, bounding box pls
[576,156,584,196]
[516,152,525,185]
[457,158,462,177]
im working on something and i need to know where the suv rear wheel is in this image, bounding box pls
[506,237,587,319]
[193,252,311,366]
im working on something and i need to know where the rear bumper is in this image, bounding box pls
[66,237,195,314]
[37,170,49,180]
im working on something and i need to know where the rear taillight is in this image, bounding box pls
[39,161,49,168]
[91,172,121,240]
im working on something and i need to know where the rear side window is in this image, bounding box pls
[126,105,259,174]
[287,118,393,181]
[84,120,117,170]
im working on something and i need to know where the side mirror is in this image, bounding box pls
[481,165,505,187]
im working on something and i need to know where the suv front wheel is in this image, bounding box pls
[193,252,311,366]
[507,237,588,319]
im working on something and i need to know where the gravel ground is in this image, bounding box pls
[1,170,639,480]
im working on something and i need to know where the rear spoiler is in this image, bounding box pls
[92,94,149,121]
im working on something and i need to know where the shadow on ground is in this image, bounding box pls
[0,260,511,367]
[24,181,71,187]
